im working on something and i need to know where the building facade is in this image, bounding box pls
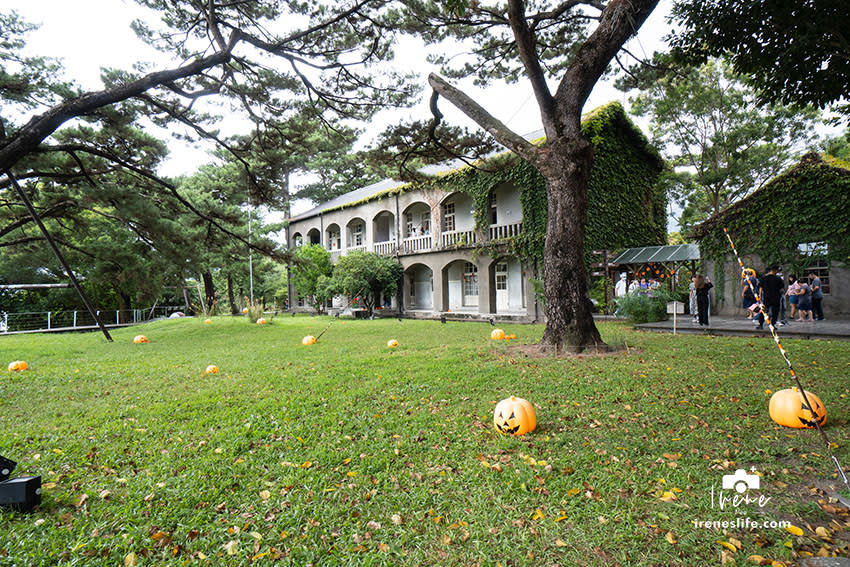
[288,102,667,321]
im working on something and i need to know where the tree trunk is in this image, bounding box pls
[202,271,216,315]
[538,137,605,352]
[227,274,239,315]
[113,284,130,323]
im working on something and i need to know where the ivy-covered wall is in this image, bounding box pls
[694,153,850,271]
[319,101,667,267]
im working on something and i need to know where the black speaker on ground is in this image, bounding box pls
[0,455,15,481]
[0,476,42,512]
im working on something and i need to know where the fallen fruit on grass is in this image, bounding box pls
[302,335,316,346]
[7,360,28,372]
[133,335,149,344]
[493,396,537,436]
[206,365,219,374]
[387,339,399,348]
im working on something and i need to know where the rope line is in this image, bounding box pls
[722,227,849,488]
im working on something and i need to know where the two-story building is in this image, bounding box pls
[288,101,668,321]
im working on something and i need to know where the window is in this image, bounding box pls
[462,262,478,297]
[420,212,431,235]
[798,241,830,294]
[442,202,455,232]
[409,277,415,297]
[490,194,498,225]
[328,228,340,250]
[351,222,364,246]
[405,213,414,237]
[496,274,507,290]
[293,234,303,248]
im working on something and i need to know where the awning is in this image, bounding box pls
[611,244,700,265]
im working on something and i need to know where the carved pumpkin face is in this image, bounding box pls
[491,329,506,340]
[7,360,28,372]
[133,335,149,344]
[206,365,219,374]
[302,335,316,346]
[493,396,537,436]
[256,318,267,325]
[387,339,399,348]
[769,387,827,429]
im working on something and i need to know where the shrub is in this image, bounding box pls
[613,288,677,323]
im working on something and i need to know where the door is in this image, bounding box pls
[495,262,508,311]
[462,262,479,307]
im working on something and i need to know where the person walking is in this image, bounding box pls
[796,279,813,322]
[758,266,784,330]
[809,272,824,320]
[695,274,713,326]
[741,269,757,319]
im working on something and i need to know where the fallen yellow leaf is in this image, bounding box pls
[666,531,677,545]
[124,552,138,567]
[531,509,544,521]
[259,490,271,500]
[746,555,765,564]
[555,538,567,547]
[785,525,804,537]
[717,540,738,553]
[815,526,831,538]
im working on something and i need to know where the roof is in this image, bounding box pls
[611,244,700,265]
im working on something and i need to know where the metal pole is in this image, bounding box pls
[47,311,51,330]
[4,171,112,341]
[248,210,254,306]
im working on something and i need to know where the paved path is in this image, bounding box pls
[634,315,850,341]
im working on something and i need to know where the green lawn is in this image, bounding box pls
[1,316,849,566]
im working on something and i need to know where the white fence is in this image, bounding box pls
[0,306,184,334]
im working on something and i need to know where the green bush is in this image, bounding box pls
[613,288,677,323]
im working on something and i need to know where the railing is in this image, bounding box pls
[441,229,477,248]
[373,240,397,256]
[329,249,342,262]
[489,222,523,240]
[347,244,367,252]
[402,234,433,254]
[0,306,184,334]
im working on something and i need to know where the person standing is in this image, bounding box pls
[695,274,713,326]
[785,274,800,321]
[741,269,757,319]
[615,273,627,298]
[809,272,824,320]
[689,275,698,324]
[758,266,784,330]
[796,279,813,321]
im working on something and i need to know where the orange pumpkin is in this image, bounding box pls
[206,365,219,374]
[302,335,316,346]
[204,319,212,324]
[387,339,399,348]
[256,318,267,325]
[493,396,537,436]
[242,307,249,314]
[769,387,827,429]
[8,360,28,372]
[133,335,149,344]
[491,328,506,340]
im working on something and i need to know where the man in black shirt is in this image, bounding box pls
[759,266,785,330]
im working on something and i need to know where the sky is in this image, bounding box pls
[9,0,675,219]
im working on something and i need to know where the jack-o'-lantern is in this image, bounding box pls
[133,335,149,344]
[387,339,399,348]
[206,365,219,374]
[302,335,316,346]
[769,387,827,429]
[493,396,537,436]
[491,329,506,340]
[7,360,28,372]
[256,318,267,325]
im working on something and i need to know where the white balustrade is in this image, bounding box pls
[441,229,477,248]
[373,240,397,256]
[489,222,523,240]
[402,234,433,254]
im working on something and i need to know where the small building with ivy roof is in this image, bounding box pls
[288,101,666,320]
[691,153,850,317]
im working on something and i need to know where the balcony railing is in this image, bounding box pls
[489,222,523,240]
[329,249,342,262]
[347,244,367,252]
[402,234,433,254]
[373,240,397,256]
[441,229,477,248]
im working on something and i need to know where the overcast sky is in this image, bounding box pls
[9,0,674,218]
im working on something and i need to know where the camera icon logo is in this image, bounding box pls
[722,469,760,493]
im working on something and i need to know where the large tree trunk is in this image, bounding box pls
[227,274,239,315]
[202,271,216,314]
[538,137,604,352]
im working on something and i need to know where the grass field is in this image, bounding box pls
[2,315,850,566]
